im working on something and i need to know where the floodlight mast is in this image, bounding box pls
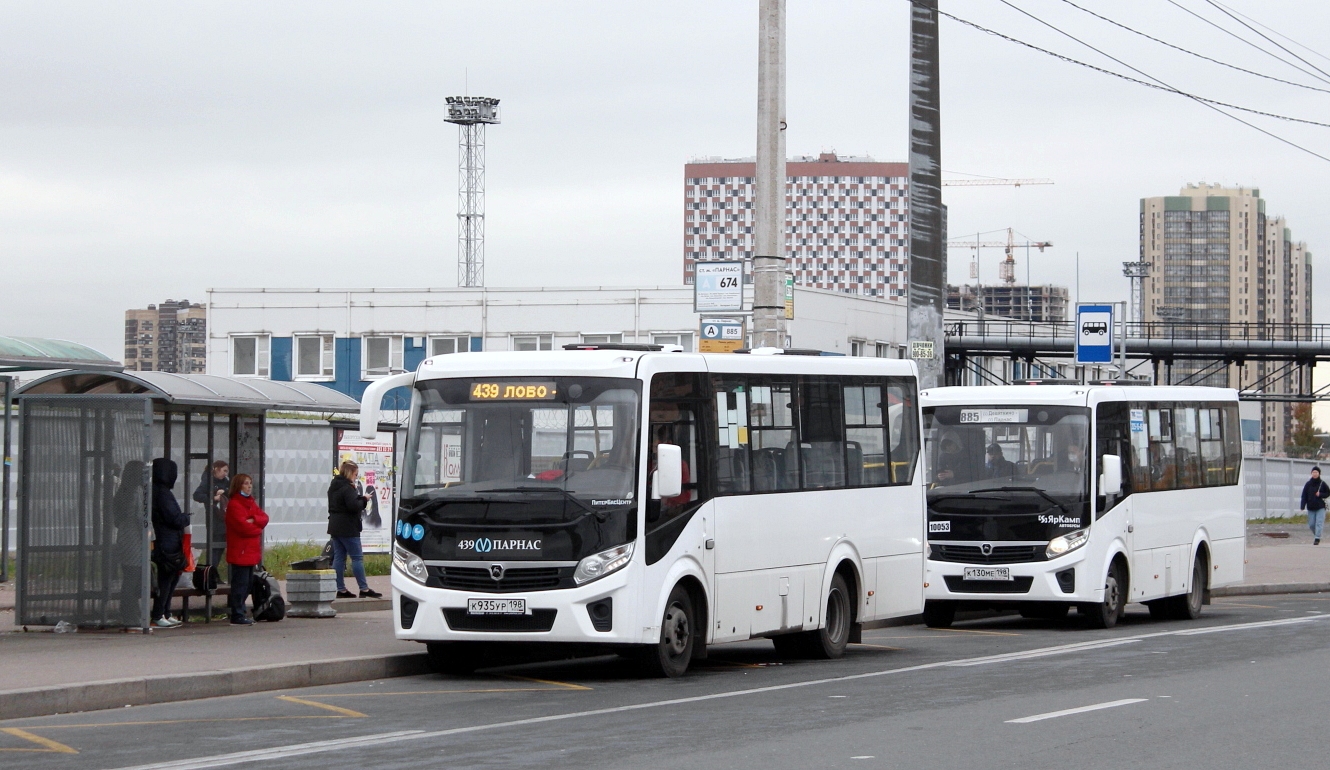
[445,96,501,288]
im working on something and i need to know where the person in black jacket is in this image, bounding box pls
[150,458,189,628]
[1300,466,1329,545]
[192,460,230,568]
[328,461,382,599]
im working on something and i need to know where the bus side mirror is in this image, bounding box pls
[1100,454,1123,496]
[653,444,683,499]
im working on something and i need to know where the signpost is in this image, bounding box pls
[694,261,745,313]
[1075,303,1114,364]
[700,318,747,353]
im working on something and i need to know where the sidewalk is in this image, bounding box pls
[3,525,1330,720]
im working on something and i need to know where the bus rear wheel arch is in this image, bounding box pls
[772,567,857,659]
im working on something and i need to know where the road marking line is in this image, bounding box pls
[850,643,904,650]
[948,638,1140,667]
[497,674,593,691]
[313,687,559,698]
[275,696,367,718]
[105,614,1330,770]
[109,731,425,770]
[936,628,1021,637]
[0,727,79,754]
[36,717,347,730]
[1006,698,1148,724]
[1214,602,1274,609]
[1171,615,1329,636]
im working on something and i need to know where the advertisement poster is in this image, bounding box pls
[335,430,396,554]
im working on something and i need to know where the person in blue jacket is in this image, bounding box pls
[1299,466,1329,546]
[151,458,190,628]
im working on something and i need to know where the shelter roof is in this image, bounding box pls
[0,337,122,373]
[17,370,360,414]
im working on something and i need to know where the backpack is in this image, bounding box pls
[250,565,286,622]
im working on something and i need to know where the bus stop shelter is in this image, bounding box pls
[1,336,124,584]
[13,370,360,629]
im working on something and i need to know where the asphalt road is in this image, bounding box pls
[5,594,1330,770]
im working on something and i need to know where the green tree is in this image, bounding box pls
[1286,402,1321,458]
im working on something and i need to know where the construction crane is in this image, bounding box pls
[947,228,1052,284]
[941,178,1054,187]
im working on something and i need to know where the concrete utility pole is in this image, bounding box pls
[908,0,946,388]
[753,0,787,349]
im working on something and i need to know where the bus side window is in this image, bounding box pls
[1221,403,1242,485]
[749,381,799,491]
[1174,406,1202,489]
[648,373,706,528]
[1198,406,1227,486]
[1147,407,1176,491]
[798,377,846,490]
[712,379,751,495]
[1095,401,1130,515]
[886,378,920,485]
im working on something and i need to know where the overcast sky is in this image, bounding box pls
[3,0,1328,364]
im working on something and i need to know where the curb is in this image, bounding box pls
[1212,582,1330,597]
[331,598,392,613]
[0,652,431,722]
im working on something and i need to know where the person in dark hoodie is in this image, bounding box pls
[151,458,189,628]
[1300,466,1329,545]
[327,461,382,599]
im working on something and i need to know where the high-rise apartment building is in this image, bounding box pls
[946,284,1069,322]
[1140,183,1313,453]
[124,300,207,373]
[683,153,910,299]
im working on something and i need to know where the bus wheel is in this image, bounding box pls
[922,600,956,629]
[426,642,481,675]
[1162,551,1207,621]
[640,585,695,678]
[808,573,852,659]
[1019,603,1069,620]
[1080,561,1126,629]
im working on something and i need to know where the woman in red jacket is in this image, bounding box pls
[224,474,269,626]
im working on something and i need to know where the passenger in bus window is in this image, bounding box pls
[985,443,1015,479]
[934,433,966,485]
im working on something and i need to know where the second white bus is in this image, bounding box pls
[919,384,1245,628]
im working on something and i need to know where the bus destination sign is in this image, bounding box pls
[470,382,559,401]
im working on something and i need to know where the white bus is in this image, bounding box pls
[360,345,925,677]
[919,384,1245,629]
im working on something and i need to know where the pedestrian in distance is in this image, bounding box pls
[112,460,148,627]
[149,458,189,629]
[224,473,269,625]
[327,461,383,599]
[1300,466,1329,545]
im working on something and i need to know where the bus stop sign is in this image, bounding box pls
[1076,304,1113,364]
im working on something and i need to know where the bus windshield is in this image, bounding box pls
[923,405,1091,518]
[402,377,642,520]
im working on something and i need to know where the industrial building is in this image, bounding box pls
[205,285,914,404]
[1140,183,1313,452]
[683,153,910,299]
[123,300,207,373]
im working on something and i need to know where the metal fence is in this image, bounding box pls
[1244,455,1322,520]
[17,396,152,628]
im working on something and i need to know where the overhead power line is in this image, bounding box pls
[1163,0,1330,87]
[1216,1,1330,68]
[1057,0,1330,94]
[1201,0,1330,83]
[934,6,1330,163]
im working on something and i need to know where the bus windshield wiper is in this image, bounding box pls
[966,486,1069,513]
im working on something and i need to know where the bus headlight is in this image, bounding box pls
[574,542,635,585]
[1046,528,1089,559]
[393,543,428,584]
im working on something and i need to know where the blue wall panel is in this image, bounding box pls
[270,337,293,381]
